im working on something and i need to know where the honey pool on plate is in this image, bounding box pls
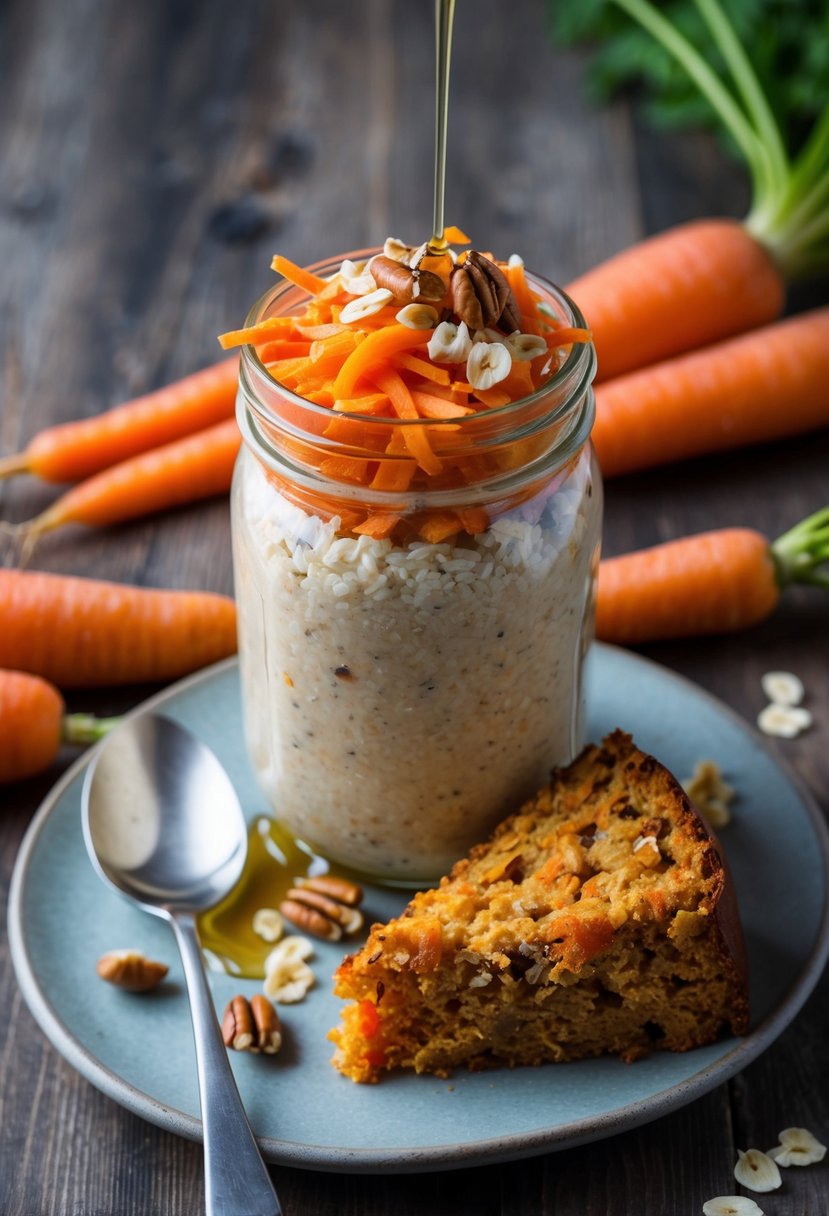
[197,817,326,978]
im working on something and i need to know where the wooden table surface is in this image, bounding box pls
[1,1,827,1212]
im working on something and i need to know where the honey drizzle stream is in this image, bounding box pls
[199,6,459,978]
[430,0,457,252]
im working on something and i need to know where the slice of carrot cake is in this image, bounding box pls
[330,730,748,1082]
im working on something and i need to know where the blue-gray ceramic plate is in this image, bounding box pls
[9,646,829,1173]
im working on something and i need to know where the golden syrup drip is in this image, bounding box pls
[430,0,457,253]
[197,817,325,978]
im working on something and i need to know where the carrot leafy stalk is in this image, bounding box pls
[596,506,829,645]
[563,0,829,380]
[611,0,829,279]
[771,506,829,590]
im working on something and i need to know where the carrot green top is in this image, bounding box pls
[219,230,591,544]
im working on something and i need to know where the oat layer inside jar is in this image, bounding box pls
[233,447,601,883]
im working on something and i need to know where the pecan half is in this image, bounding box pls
[279,874,365,941]
[280,887,364,940]
[368,255,446,304]
[450,251,520,333]
[96,949,168,993]
[222,993,282,1054]
[298,874,364,906]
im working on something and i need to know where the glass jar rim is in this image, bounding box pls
[235,248,597,507]
[238,248,595,431]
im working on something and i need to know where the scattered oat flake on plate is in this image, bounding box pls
[734,1148,782,1192]
[767,1126,827,1166]
[761,670,805,706]
[757,703,812,738]
[702,1198,764,1216]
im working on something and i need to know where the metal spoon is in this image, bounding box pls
[82,712,282,1216]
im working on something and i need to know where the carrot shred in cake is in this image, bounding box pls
[329,731,748,1082]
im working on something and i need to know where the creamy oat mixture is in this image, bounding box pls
[232,448,601,883]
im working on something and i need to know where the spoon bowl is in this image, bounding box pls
[82,712,282,1216]
[83,713,247,912]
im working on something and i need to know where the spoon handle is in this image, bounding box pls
[171,912,283,1216]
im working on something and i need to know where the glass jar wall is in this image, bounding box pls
[231,254,602,884]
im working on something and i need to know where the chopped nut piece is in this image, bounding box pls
[757,703,812,738]
[427,320,472,364]
[383,236,414,263]
[252,907,285,943]
[505,332,548,361]
[264,960,315,1004]
[96,949,168,993]
[734,1149,782,1192]
[338,258,377,296]
[339,288,393,324]
[472,327,507,345]
[265,935,314,968]
[632,834,661,866]
[406,241,429,268]
[761,670,805,706]
[395,303,439,330]
[263,935,315,1003]
[682,759,735,830]
[222,993,283,1054]
[466,341,512,391]
[702,1199,764,1216]
[468,972,493,988]
[768,1126,827,1166]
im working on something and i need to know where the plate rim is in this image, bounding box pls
[8,647,829,1174]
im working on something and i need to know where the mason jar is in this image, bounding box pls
[230,251,601,885]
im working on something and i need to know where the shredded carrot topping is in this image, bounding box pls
[218,232,591,543]
[270,254,329,297]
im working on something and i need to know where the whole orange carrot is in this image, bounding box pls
[591,308,829,480]
[18,419,241,539]
[567,220,784,382]
[0,669,117,783]
[564,0,829,382]
[0,356,239,484]
[0,570,237,687]
[596,507,829,644]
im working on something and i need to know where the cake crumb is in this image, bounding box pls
[682,759,735,830]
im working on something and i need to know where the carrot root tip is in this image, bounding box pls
[0,452,30,479]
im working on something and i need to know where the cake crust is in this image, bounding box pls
[330,731,749,1082]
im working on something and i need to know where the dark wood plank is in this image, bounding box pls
[1,0,826,1213]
